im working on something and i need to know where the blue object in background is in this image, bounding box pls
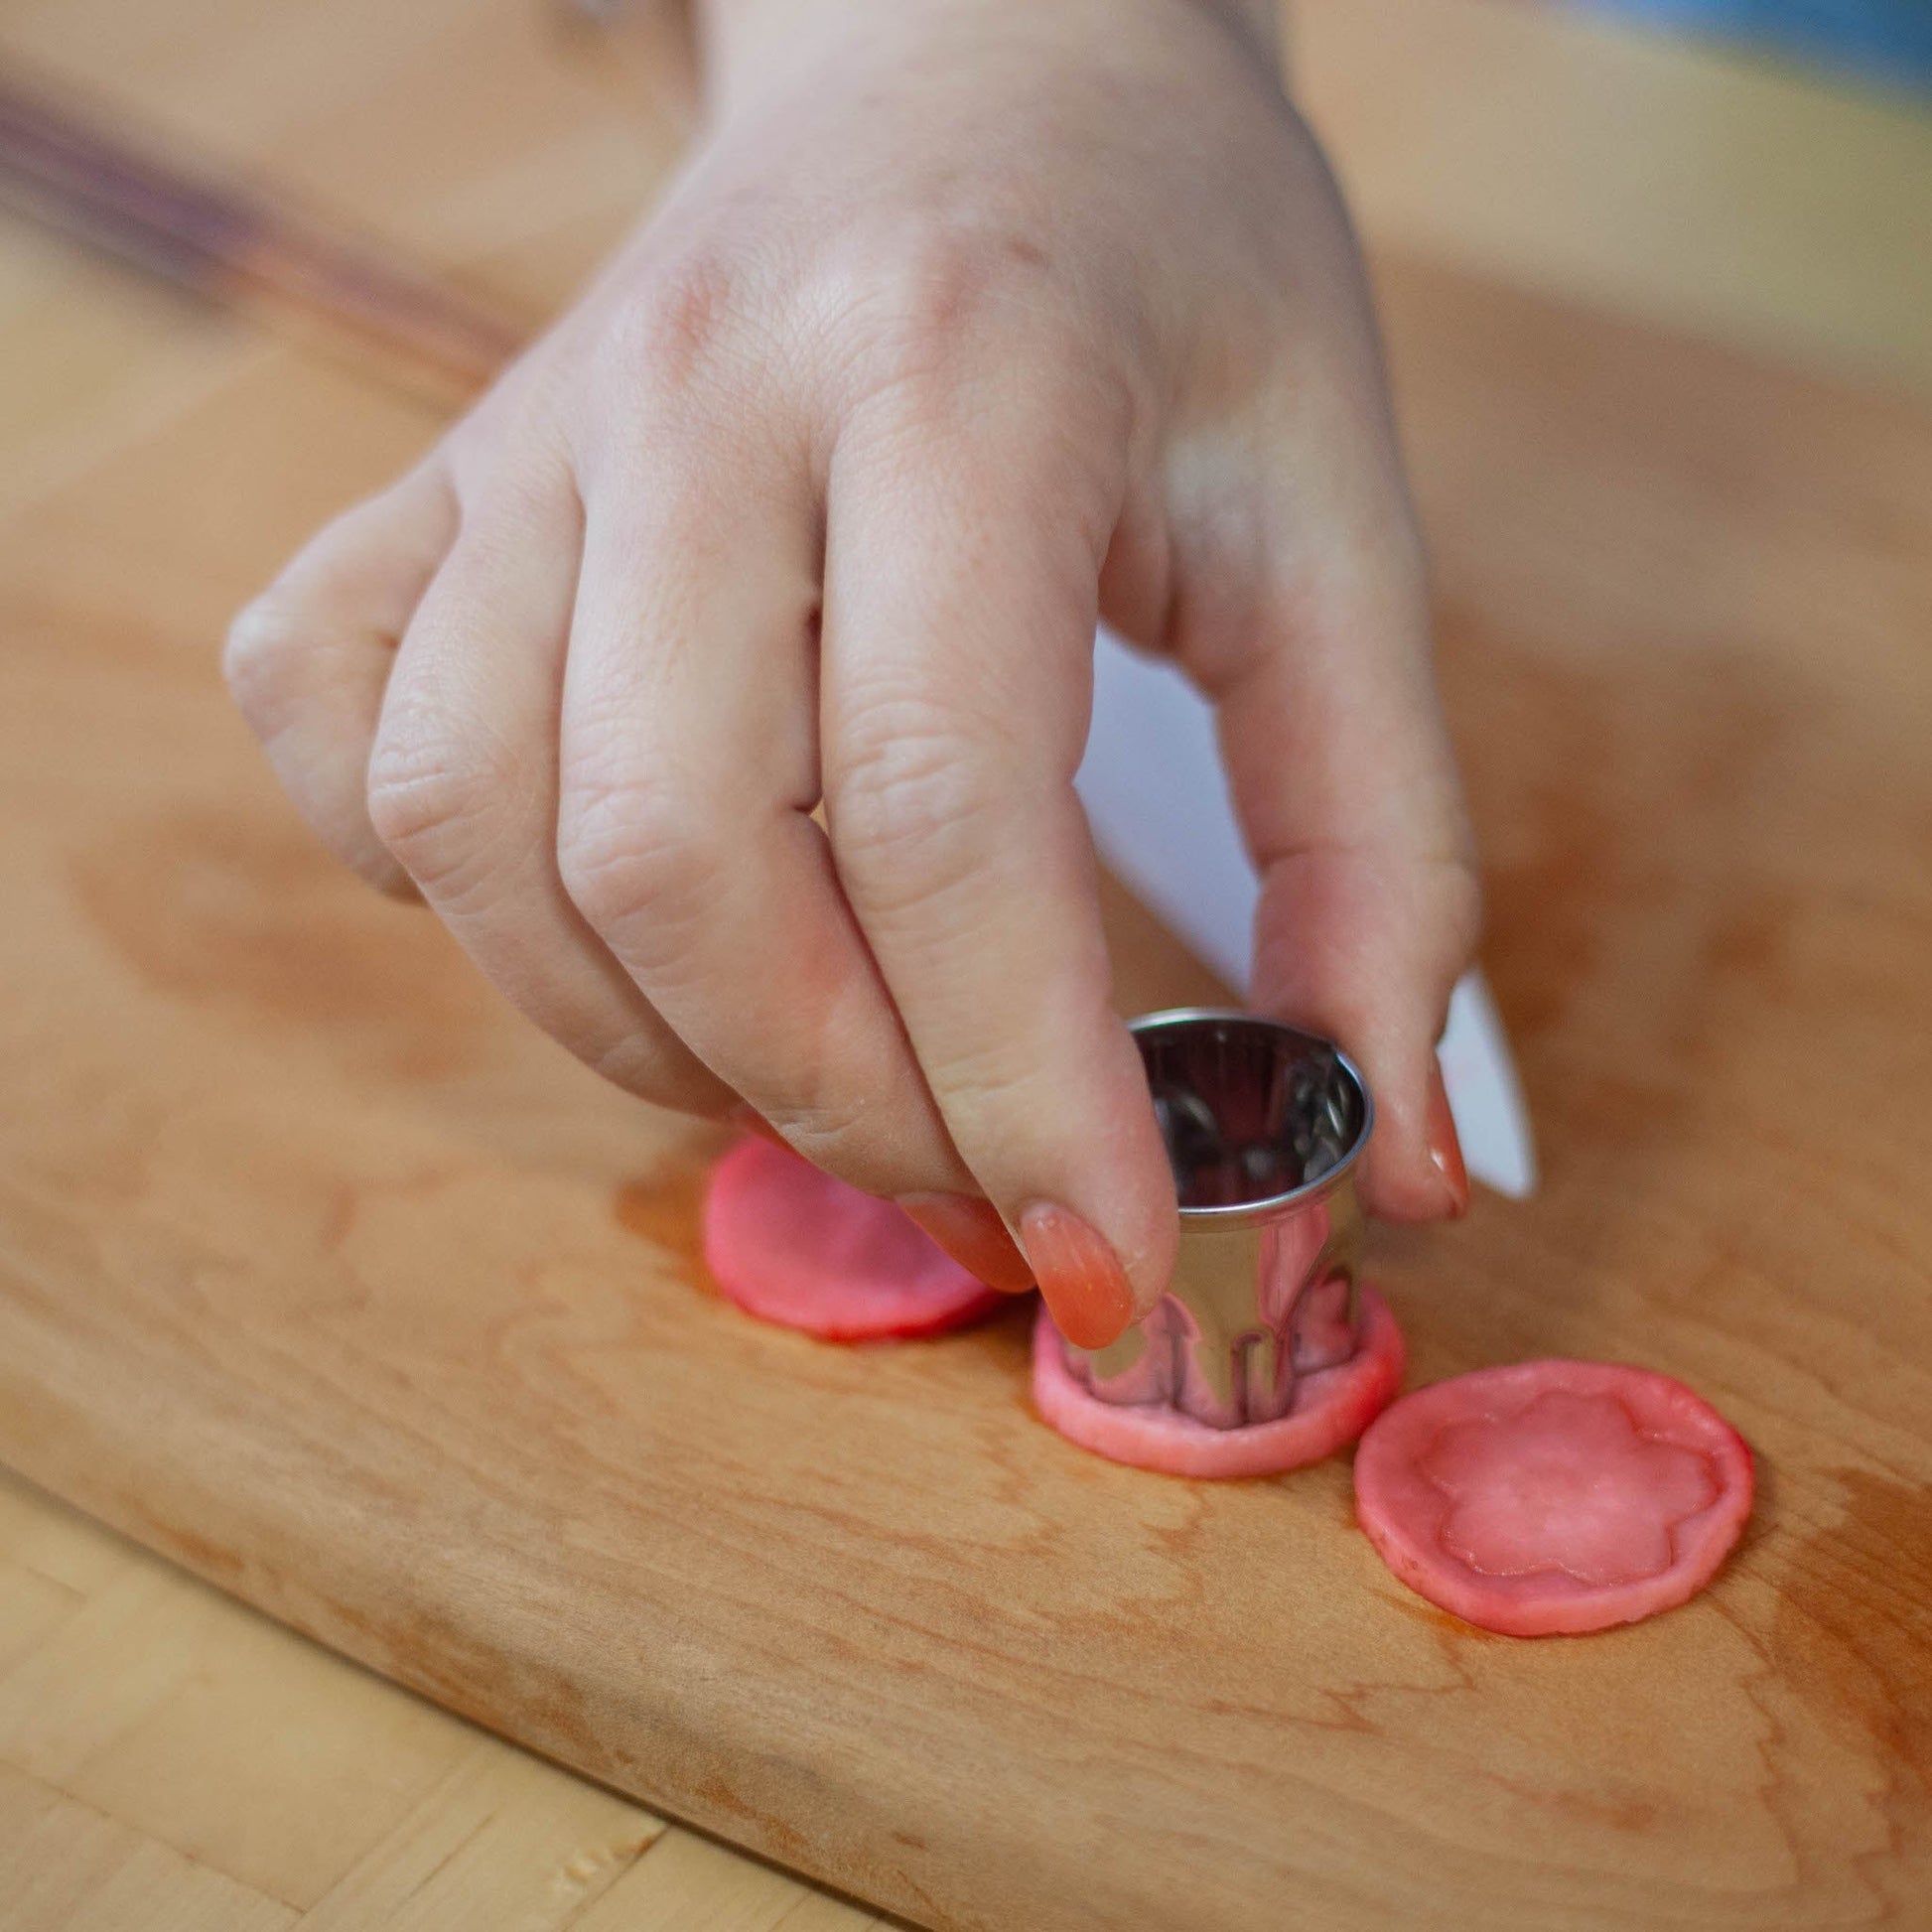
[1582,0,1932,91]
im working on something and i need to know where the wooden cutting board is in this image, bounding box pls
[3,250,1928,1929]
[3,6,1930,1930]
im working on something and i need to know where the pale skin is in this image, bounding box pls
[224,0,1480,1350]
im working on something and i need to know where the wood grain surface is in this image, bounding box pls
[1,1,1929,1929]
[1,1467,891,1932]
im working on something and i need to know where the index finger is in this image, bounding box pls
[821,364,1176,1349]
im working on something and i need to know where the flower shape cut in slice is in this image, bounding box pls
[1354,1359,1753,1636]
[1423,1388,1720,1587]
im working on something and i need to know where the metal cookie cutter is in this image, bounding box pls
[1064,1010,1374,1430]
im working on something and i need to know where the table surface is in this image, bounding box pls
[1,1,1927,1927]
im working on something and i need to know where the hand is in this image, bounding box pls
[224,0,1479,1349]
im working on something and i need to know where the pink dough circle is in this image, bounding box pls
[1031,1288,1406,1477]
[1353,1359,1754,1636]
[702,1138,1003,1341]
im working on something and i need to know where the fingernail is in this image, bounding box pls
[728,1105,791,1152]
[1426,1057,1470,1218]
[897,1193,1036,1294]
[1017,1201,1137,1350]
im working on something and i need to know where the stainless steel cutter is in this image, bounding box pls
[1062,1009,1373,1429]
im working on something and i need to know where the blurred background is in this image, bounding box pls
[1583,0,1932,91]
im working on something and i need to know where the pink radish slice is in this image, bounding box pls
[1031,1288,1406,1477]
[701,1138,1004,1341]
[1354,1359,1753,1636]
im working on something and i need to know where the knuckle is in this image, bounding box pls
[829,709,1002,904]
[612,248,754,397]
[758,1093,875,1162]
[587,1029,723,1117]
[920,1050,1038,1124]
[753,1094,932,1203]
[882,226,1037,342]
[572,254,778,487]
[832,224,1079,408]
[556,771,717,949]
[364,723,519,897]
[221,594,307,732]
[864,243,988,380]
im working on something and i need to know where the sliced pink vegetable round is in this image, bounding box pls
[701,1137,1004,1341]
[1354,1359,1753,1636]
[1031,1287,1406,1478]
